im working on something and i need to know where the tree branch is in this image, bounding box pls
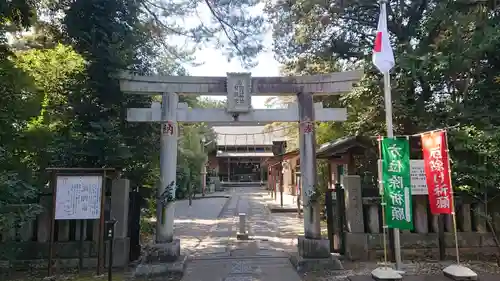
[203,0,245,57]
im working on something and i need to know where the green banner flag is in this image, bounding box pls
[381,138,413,230]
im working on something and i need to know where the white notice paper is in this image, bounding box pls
[55,175,103,220]
[409,160,428,195]
[378,159,428,195]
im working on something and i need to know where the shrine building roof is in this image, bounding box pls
[213,126,286,146]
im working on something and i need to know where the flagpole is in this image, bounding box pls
[383,71,402,270]
[444,130,460,264]
[371,1,405,278]
[377,137,389,266]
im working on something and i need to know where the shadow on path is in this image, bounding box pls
[180,186,303,281]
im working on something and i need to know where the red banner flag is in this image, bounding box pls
[421,131,453,214]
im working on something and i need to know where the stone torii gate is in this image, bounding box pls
[119,71,362,270]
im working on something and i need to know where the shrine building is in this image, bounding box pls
[206,126,286,182]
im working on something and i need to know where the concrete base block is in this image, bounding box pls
[134,255,186,278]
[289,252,343,273]
[371,267,403,281]
[145,239,181,263]
[297,235,331,258]
[443,264,478,281]
[237,232,249,240]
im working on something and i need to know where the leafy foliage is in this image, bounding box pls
[264,0,500,197]
[0,0,261,260]
[0,1,43,259]
[38,0,266,67]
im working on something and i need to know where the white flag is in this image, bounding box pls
[372,2,395,73]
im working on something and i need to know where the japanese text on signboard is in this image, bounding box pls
[234,79,246,105]
[381,138,413,230]
[421,131,453,214]
[55,176,102,220]
[226,73,251,113]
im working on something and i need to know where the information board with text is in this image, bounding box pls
[378,159,428,195]
[54,175,103,220]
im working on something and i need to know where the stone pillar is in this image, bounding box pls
[20,220,34,241]
[236,213,249,240]
[37,196,52,242]
[227,158,231,181]
[414,196,429,233]
[58,220,70,241]
[92,219,100,242]
[284,163,292,194]
[431,215,439,233]
[329,160,337,185]
[273,167,280,197]
[292,92,341,266]
[157,92,179,243]
[367,204,380,233]
[110,179,131,268]
[267,166,272,192]
[493,213,500,235]
[461,203,472,232]
[474,203,487,232]
[297,92,321,239]
[342,175,364,233]
[75,220,87,240]
[445,214,453,232]
[201,165,207,195]
[111,179,130,238]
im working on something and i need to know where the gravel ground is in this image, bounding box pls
[269,212,500,280]
[300,260,500,281]
[129,272,182,281]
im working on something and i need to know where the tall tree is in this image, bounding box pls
[264,0,500,191]
[0,0,43,259]
[14,44,85,183]
[39,0,266,67]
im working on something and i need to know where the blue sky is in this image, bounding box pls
[180,4,280,109]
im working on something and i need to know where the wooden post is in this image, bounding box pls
[335,183,346,254]
[325,189,335,252]
[47,171,56,277]
[438,214,446,260]
[280,155,284,208]
[97,171,107,275]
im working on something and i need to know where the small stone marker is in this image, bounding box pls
[371,267,403,281]
[443,264,478,281]
[237,213,249,240]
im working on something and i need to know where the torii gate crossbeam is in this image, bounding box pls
[127,102,347,124]
[119,71,361,95]
[120,71,362,276]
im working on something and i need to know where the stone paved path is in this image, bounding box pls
[181,186,302,281]
[175,187,500,281]
[174,191,233,258]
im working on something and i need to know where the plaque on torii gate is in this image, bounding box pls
[118,70,362,275]
[226,72,252,113]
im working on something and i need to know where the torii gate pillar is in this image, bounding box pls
[298,92,321,239]
[120,70,362,275]
[158,93,178,244]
